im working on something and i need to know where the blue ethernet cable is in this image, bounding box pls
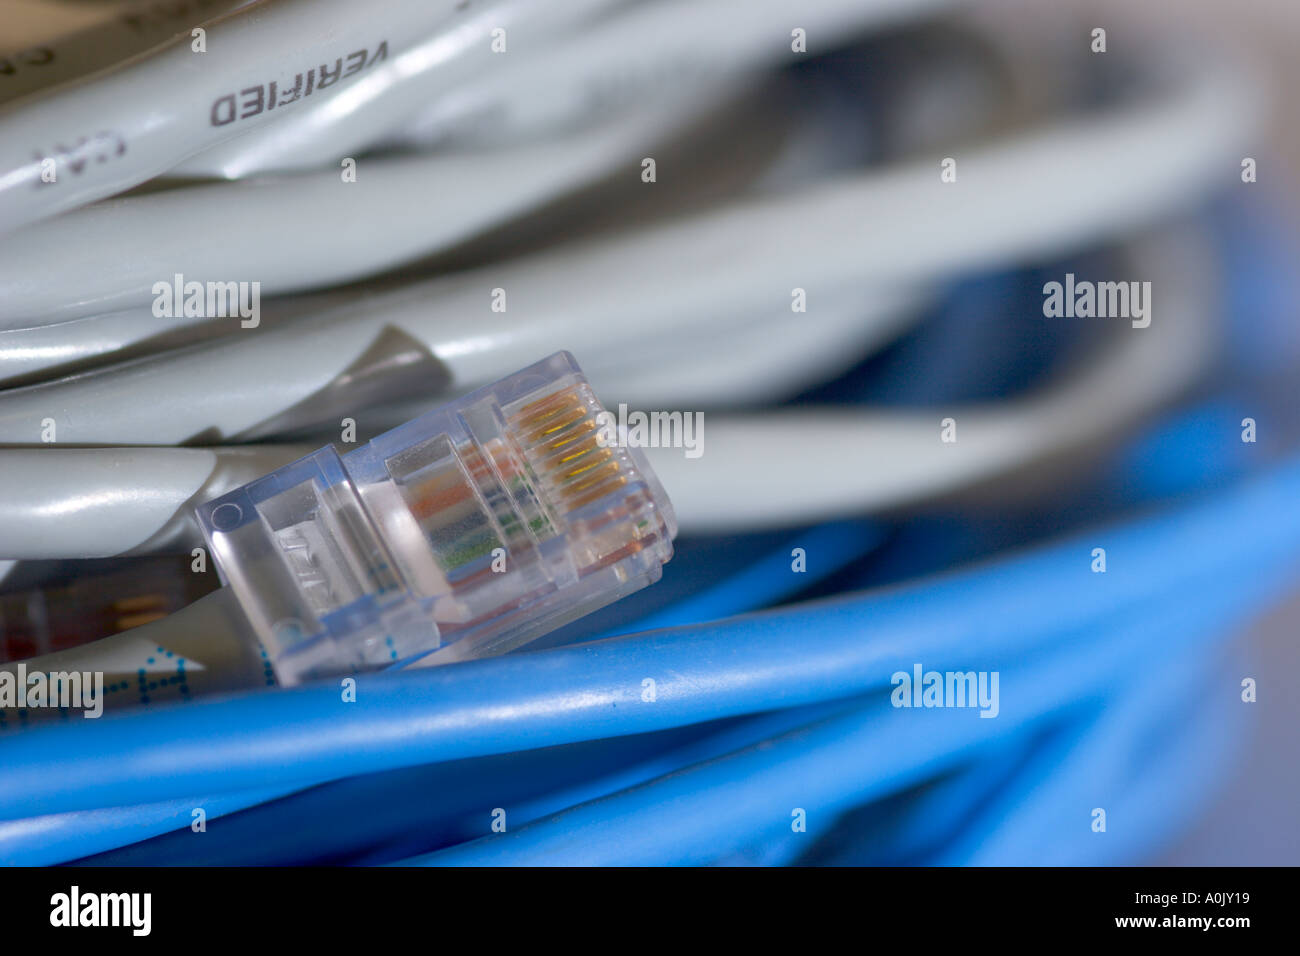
[604,519,887,635]
[0,785,302,868]
[63,567,1252,867]
[374,558,1271,865]
[0,516,888,865]
[811,626,1247,866]
[804,733,1049,865]
[2,450,1298,827]
[928,651,1239,865]
[71,700,856,867]
[397,570,1270,865]
[785,606,1252,866]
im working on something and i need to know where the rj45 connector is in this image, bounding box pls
[197,352,676,686]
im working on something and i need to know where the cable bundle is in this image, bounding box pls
[0,0,1295,866]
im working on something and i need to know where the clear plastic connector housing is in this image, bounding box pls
[196,352,676,686]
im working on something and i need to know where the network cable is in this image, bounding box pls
[0,0,1292,874]
[0,225,1222,560]
[3,442,1298,863]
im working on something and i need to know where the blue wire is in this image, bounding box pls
[803,732,1048,865]
[2,453,1299,825]
[0,784,302,867]
[929,648,1238,865]
[607,519,887,634]
[61,566,1253,868]
[3,520,886,866]
[358,696,873,865]
[397,562,1278,866]
[72,723,723,866]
